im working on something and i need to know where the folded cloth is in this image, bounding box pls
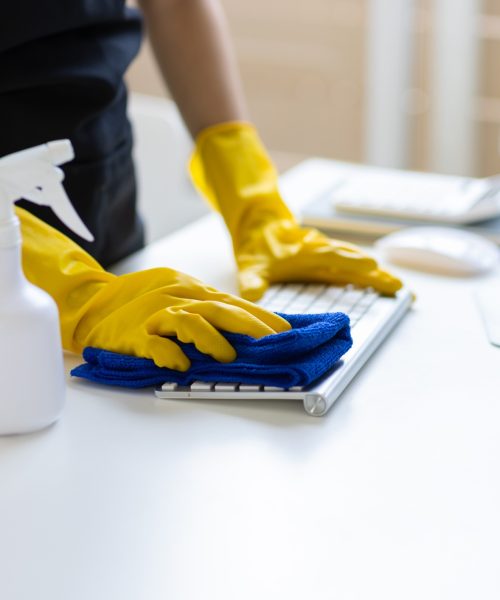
[70,313,352,389]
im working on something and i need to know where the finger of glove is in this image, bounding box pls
[295,243,379,271]
[349,268,403,295]
[320,267,403,295]
[182,301,290,337]
[199,282,290,332]
[174,268,287,332]
[239,248,378,281]
[273,226,379,270]
[237,253,375,301]
[145,336,191,371]
[215,299,290,335]
[237,252,400,298]
[238,266,269,302]
[146,309,237,363]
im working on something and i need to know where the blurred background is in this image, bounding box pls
[125,0,500,239]
[128,0,500,241]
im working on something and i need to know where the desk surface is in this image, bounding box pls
[1,160,500,600]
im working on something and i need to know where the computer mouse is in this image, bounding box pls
[375,226,500,275]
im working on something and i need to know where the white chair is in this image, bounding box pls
[127,93,208,243]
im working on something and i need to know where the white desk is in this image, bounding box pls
[1,160,500,600]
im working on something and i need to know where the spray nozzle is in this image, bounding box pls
[0,139,94,242]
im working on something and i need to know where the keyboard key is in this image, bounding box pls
[161,382,178,391]
[190,381,215,391]
[214,382,239,392]
[239,384,263,391]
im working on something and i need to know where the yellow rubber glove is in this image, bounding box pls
[190,122,403,301]
[17,207,290,370]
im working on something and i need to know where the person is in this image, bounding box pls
[2,0,402,371]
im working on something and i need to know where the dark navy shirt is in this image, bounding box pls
[0,1,144,265]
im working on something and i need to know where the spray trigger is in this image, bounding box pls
[0,139,94,242]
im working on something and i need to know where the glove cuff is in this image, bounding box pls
[18,207,114,352]
[193,120,256,149]
[189,121,295,247]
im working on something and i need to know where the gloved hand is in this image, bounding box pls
[189,122,403,301]
[18,207,290,370]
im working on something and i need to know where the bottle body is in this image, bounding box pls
[0,246,65,435]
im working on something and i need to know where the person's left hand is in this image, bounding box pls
[189,121,402,302]
[233,215,402,301]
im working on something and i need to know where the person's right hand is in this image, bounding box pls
[18,207,290,370]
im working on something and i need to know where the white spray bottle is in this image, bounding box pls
[0,140,93,435]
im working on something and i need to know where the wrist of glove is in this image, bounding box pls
[18,207,290,370]
[189,122,403,301]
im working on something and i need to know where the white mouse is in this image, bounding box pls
[375,226,500,275]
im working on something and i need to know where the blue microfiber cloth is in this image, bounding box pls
[70,313,352,390]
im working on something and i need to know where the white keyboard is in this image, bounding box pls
[259,283,379,328]
[331,169,500,224]
[155,283,413,417]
